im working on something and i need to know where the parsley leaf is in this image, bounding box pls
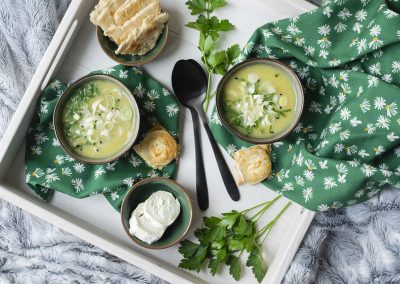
[211,240,225,250]
[178,239,199,258]
[209,0,226,10]
[199,34,215,54]
[220,211,239,229]
[234,215,248,236]
[207,50,227,68]
[208,258,220,276]
[179,258,203,272]
[203,216,221,228]
[226,44,241,63]
[209,17,234,33]
[227,255,241,280]
[186,0,207,15]
[244,236,257,252]
[217,247,228,262]
[246,246,266,283]
[227,239,245,252]
[195,245,208,262]
[209,226,226,242]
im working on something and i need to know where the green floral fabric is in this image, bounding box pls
[25,65,180,210]
[210,0,400,211]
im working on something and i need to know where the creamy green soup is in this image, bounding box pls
[62,80,135,159]
[222,64,296,138]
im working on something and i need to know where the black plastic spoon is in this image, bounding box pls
[172,59,240,203]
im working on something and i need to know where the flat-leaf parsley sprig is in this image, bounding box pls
[178,195,291,283]
[185,0,240,112]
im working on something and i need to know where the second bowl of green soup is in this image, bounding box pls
[216,58,304,144]
[54,75,140,164]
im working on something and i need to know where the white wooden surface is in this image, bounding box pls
[0,0,316,283]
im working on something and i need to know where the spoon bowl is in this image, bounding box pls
[172,60,207,108]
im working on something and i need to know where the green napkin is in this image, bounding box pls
[210,0,400,211]
[25,65,180,210]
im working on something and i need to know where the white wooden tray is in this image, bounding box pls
[0,0,316,283]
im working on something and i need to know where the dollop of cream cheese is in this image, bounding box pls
[144,191,181,227]
[129,191,181,244]
[129,203,166,244]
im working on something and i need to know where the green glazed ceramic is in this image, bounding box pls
[96,24,168,66]
[53,74,140,164]
[121,177,193,249]
[216,58,304,144]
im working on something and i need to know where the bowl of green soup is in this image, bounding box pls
[54,74,140,164]
[216,58,304,144]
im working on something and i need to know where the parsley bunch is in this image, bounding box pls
[178,195,291,283]
[185,0,240,112]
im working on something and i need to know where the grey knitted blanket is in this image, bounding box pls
[1,0,399,283]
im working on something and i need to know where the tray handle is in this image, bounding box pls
[0,0,94,178]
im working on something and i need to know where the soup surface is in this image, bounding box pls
[222,63,296,138]
[62,79,135,159]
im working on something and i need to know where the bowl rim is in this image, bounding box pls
[216,58,304,144]
[53,74,140,164]
[96,23,169,67]
[120,177,193,250]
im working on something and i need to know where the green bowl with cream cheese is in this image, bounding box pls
[121,177,193,250]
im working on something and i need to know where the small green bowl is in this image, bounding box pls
[53,74,140,164]
[97,24,168,66]
[216,58,304,144]
[121,177,193,250]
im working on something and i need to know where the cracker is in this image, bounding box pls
[90,0,169,56]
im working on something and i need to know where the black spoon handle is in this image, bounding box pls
[201,118,240,201]
[189,107,209,210]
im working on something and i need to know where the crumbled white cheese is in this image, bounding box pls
[230,79,290,130]
[248,73,259,83]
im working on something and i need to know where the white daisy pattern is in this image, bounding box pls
[392,61,400,73]
[143,100,155,112]
[119,69,128,79]
[94,167,106,179]
[226,144,237,156]
[73,163,85,173]
[324,177,337,189]
[111,191,120,201]
[147,90,160,100]
[303,187,313,202]
[123,177,135,188]
[72,178,84,193]
[166,103,179,117]
[133,83,145,98]
[26,67,180,208]
[25,4,400,213]
[34,132,49,144]
[129,154,142,167]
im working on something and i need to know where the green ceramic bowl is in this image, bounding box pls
[121,177,193,250]
[53,74,140,164]
[216,58,304,144]
[96,24,168,66]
